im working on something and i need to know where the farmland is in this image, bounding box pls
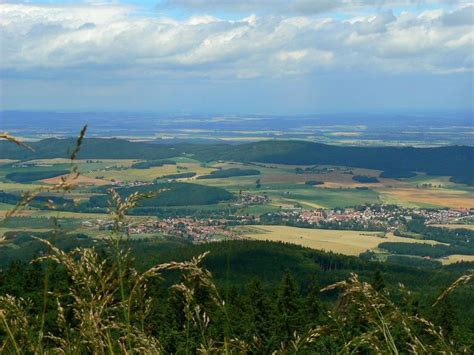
[82,162,215,182]
[378,187,474,209]
[0,137,472,271]
[1,152,473,215]
[237,225,442,256]
[440,254,474,265]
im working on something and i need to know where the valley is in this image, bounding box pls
[0,138,472,270]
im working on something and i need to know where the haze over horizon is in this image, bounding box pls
[1,0,473,114]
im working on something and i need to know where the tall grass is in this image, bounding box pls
[0,129,472,353]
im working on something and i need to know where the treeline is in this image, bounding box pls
[1,182,235,214]
[197,168,260,179]
[352,175,379,183]
[190,141,474,179]
[386,255,442,268]
[160,172,196,179]
[90,182,234,207]
[0,191,73,210]
[384,219,474,259]
[0,230,93,266]
[305,180,324,186]
[6,170,69,183]
[379,242,474,258]
[402,219,474,247]
[131,159,176,169]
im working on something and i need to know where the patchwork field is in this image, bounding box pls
[237,225,442,256]
[1,155,472,216]
[378,187,474,209]
[42,173,111,186]
[83,162,215,182]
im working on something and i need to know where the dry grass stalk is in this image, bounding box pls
[435,269,474,306]
[1,125,88,221]
[0,132,34,152]
[321,273,453,354]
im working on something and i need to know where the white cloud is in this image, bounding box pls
[163,0,469,14]
[441,4,474,26]
[0,2,472,80]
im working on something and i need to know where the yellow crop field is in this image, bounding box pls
[84,165,176,181]
[0,159,18,164]
[439,254,474,265]
[378,188,474,209]
[0,182,44,192]
[42,174,111,186]
[237,225,443,256]
[84,162,215,182]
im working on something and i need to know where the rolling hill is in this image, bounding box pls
[1,138,472,180]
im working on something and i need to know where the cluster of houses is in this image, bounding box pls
[414,208,473,224]
[81,216,240,242]
[297,207,404,230]
[235,193,270,207]
[114,180,153,188]
[268,206,474,231]
[155,218,239,241]
[81,205,473,242]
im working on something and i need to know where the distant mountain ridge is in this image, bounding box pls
[0,138,472,179]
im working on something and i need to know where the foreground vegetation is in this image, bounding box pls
[1,223,474,353]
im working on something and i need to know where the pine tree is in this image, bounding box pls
[306,275,324,326]
[434,298,456,337]
[246,279,273,347]
[276,270,303,341]
[371,269,385,292]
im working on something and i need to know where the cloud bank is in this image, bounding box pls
[1,2,472,80]
[0,1,472,112]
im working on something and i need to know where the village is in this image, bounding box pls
[80,205,474,242]
[81,216,249,242]
[262,205,474,231]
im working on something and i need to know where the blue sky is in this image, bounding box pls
[0,0,472,114]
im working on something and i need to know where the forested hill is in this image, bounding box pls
[195,141,474,177]
[0,138,179,160]
[1,138,472,177]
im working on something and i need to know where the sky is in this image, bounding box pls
[0,0,473,114]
